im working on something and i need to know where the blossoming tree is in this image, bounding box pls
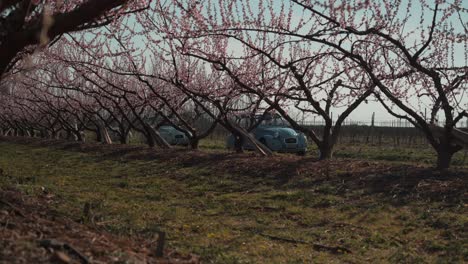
[165,0,467,168]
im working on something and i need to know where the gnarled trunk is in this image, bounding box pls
[3,128,12,136]
[430,125,466,169]
[95,128,102,142]
[39,129,47,138]
[66,130,75,141]
[118,128,130,144]
[318,130,339,160]
[230,125,273,156]
[318,144,333,160]
[143,125,171,149]
[73,130,85,142]
[233,133,244,153]
[95,122,112,144]
[50,130,58,139]
[436,147,454,170]
[145,130,156,148]
[190,138,199,150]
[119,133,128,144]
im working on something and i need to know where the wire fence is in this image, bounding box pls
[206,117,468,147]
[294,118,468,128]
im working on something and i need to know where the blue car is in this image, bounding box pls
[158,125,190,146]
[226,114,307,155]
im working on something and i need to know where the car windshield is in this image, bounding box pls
[159,126,173,131]
[258,115,290,127]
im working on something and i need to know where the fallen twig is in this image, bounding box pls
[249,205,283,212]
[259,233,309,244]
[312,243,352,254]
[155,231,166,258]
[0,199,26,218]
[38,239,89,264]
[259,233,352,254]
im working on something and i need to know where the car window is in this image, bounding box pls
[259,116,289,127]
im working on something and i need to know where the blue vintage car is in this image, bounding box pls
[158,125,190,146]
[226,115,307,155]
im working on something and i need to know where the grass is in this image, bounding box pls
[0,140,467,263]
[200,137,468,166]
[90,131,468,166]
[332,144,468,166]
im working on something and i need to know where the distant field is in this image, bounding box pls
[0,138,467,263]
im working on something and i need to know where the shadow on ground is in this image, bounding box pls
[3,136,466,206]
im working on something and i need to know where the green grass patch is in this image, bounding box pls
[0,141,466,263]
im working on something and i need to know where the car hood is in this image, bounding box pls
[257,127,299,137]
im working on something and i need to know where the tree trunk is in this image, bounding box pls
[93,122,112,144]
[66,130,75,140]
[143,126,157,148]
[39,129,47,138]
[99,126,113,144]
[318,123,334,160]
[95,128,102,142]
[233,134,244,153]
[75,131,85,142]
[190,138,199,149]
[145,131,156,148]
[51,130,58,139]
[143,125,171,149]
[318,145,333,160]
[429,125,465,169]
[118,125,129,144]
[318,136,336,160]
[436,147,454,170]
[119,133,128,144]
[230,125,273,156]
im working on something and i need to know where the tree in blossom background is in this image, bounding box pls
[0,0,466,168]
